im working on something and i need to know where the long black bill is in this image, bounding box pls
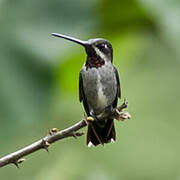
[51,33,88,47]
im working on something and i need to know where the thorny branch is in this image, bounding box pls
[0,100,130,168]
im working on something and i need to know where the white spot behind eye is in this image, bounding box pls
[94,47,106,60]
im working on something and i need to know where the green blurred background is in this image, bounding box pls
[0,0,180,179]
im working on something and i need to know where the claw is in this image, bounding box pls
[114,108,131,121]
[121,112,131,120]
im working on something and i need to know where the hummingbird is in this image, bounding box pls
[52,33,121,147]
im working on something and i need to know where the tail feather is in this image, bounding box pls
[87,119,116,146]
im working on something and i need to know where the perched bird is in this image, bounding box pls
[52,33,121,147]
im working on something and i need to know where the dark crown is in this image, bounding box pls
[86,38,113,60]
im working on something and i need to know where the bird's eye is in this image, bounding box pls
[98,44,107,51]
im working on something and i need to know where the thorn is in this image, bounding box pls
[72,131,84,139]
[75,132,84,137]
[52,127,58,133]
[72,131,78,139]
[13,161,19,168]
[42,139,50,152]
[17,158,25,164]
[49,128,59,135]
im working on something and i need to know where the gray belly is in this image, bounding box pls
[81,63,117,115]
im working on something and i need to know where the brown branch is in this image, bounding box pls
[0,120,86,168]
[0,100,130,168]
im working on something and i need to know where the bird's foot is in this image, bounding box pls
[114,109,131,121]
[87,112,99,123]
[86,116,94,122]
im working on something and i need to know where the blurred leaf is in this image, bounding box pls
[138,0,180,60]
[99,0,155,34]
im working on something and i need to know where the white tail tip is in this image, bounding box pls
[111,138,115,143]
[88,141,95,147]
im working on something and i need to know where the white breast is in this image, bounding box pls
[81,61,116,115]
[96,71,108,107]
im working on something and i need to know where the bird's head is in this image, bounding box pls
[52,33,113,68]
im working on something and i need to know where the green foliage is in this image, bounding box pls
[55,53,85,94]
[0,0,180,180]
[100,0,155,32]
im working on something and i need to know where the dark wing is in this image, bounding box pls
[79,70,83,102]
[113,67,121,108]
[79,70,90,116]
[114,67,121,98]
